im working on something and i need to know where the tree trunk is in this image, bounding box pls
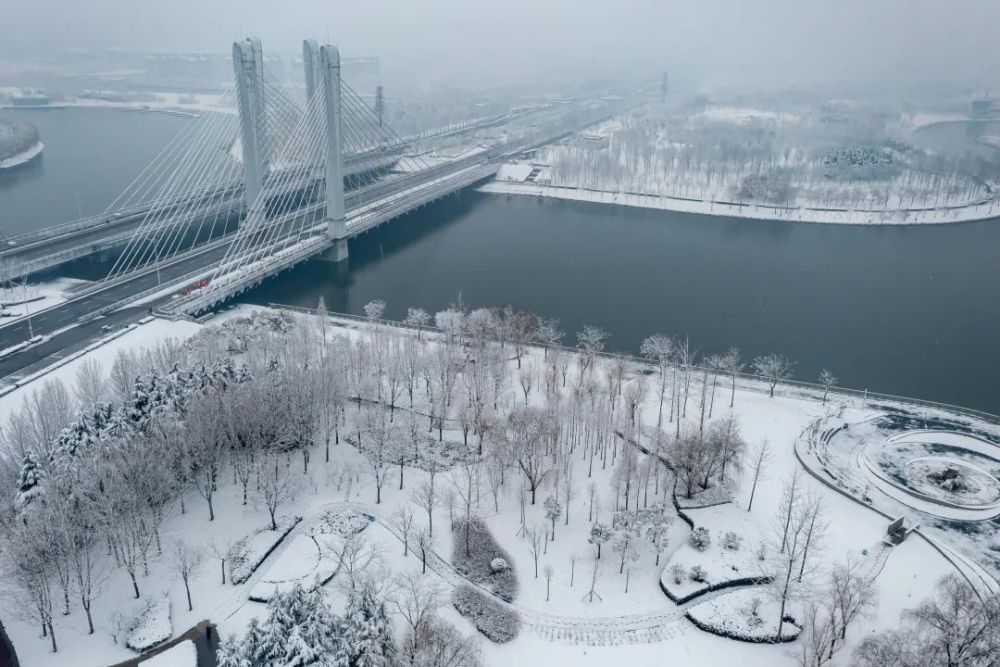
[130,573,140,599]
[83,601,94,635]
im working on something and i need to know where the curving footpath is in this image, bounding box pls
[796,416,1000,599]
[206,499,764,646]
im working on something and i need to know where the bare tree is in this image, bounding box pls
[412,480,438,537]
[526,524,544,578]
[641,333,673,428]
[360,404,395,503]
[208,538,234,585]
[818,369,837,404]
[855,574,996,667]
[503,406,555,504]
[255,451,298,530]
[169,540,205,611]
[416,528,430,574]
[746,439,772,511]
[752,353,795,398]
[73,357,108,409]
[450,461,480,557]
[766,473,824,641]
[535,317,564,359]
[721,346,743,407]
[576,325,608,378]
[392,572,444,665]
[544,564,554,602]
[186,397,228,521]
[827,559,878,656]
[392,506,416,557]
[408,614,483,667]
[403,307,431,342]
[330,534,381,592]
[5,522,57,652]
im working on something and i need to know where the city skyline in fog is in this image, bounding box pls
[1,0,998,93]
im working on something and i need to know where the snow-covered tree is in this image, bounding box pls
[818,369,837,404]
[14,452,46,515]
[752,353,795,398]
[169,539,205,611]
[588,523,612,559]
[335,582,396,667]
[543,495,562,541]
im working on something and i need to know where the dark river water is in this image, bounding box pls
[0,107,191,235]
[2,108,1000,413]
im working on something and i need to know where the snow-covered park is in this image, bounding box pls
[1,302,998,667]
[483,101,1000,226]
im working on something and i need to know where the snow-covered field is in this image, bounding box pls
[0,140,43,169]
[482,101,1000,226]
[480,176,1000,225]
[0,306,994,667]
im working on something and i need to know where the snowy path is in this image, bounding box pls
[797,417,1000,599]
[205,499,754,646]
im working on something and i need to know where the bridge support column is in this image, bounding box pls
[233,37,269,211]
[320,44,348,262]
[319,238,349,263]
[303,39,322,103]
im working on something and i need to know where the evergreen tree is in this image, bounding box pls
[15,452,46,513]
[336,583,395,667]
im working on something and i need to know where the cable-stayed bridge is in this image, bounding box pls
[0,37,636,337]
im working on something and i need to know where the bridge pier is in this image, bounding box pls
[320,43,348,263]
[233,37,270,211]
[319,238,350,264]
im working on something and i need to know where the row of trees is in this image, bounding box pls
[542,110,991,212]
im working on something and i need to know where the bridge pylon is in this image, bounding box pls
[233,37,270,212]
[320,43,348,262]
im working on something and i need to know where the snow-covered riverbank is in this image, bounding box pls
[0,139,43,169]
[478,180,1000,226]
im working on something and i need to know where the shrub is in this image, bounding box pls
[688,527,711,551]
[670,563,685,585]
[452,585,521,643]
[490,557,509,573]
[723,531,743,551]
[746,596,763,627]
[125,596,171,651]
[689,565,708,583]
[452,518,518,602]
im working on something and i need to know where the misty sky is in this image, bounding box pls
[2,0,998,90]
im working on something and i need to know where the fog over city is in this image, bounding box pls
[2,0,999,90]
[2,2,1000,667]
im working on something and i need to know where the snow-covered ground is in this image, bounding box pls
[694,105,799,125]
[0,87,234,116]
[0,140,43,169]
[478,179,1000,225]
[125,597,172,652]
[0,307,991,667]
[661,504,764,602]
[140,640,195,667]
[483,101,999,226]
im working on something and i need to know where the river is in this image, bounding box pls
[1,108,1000,413]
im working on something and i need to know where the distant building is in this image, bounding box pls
[11,94,50,106]
[971,99,996,116]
